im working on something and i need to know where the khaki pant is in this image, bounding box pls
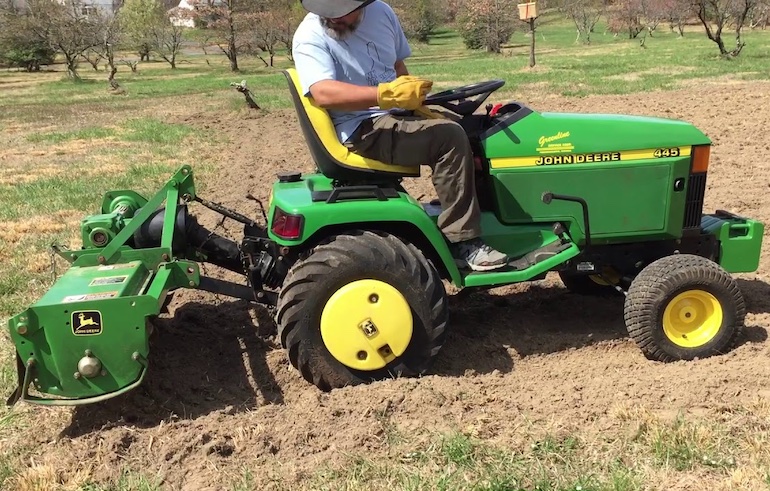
[345,113,481,243]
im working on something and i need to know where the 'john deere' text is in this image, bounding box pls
[536,152,622,166]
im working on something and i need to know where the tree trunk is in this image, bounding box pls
[716,36,727,55]
[65,53,80,80]
[228,14,239,72]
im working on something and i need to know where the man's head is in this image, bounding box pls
[301,0,374,39]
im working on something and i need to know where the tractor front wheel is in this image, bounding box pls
[624,254,745,362]
[276,230,449,391]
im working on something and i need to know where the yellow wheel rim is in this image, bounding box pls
[320,279,413,371]
[662,289,723,348]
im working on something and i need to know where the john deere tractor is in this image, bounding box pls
[6,69,764,404]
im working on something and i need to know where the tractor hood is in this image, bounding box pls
[482,107,712,161]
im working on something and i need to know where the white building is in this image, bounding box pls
[168,0,196,27]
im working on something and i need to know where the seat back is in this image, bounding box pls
[283,68,420,180]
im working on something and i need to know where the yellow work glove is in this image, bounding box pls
[413,106,445,119]
[377,76,433,110]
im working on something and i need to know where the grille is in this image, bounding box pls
[683,172,707,229]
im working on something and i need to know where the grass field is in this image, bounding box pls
[1,13,770,490]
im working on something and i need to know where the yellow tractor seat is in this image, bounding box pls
[283,68,420,181]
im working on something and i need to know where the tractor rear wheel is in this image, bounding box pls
[624,254,745,362]
[276,230,449,391]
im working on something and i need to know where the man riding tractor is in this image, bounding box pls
[293,0,509,272]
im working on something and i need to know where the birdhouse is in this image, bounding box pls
[518,1,537,20]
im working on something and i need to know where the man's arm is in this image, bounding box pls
[310,60,411,110]
[395,59,408,76]
[309,80,378,111]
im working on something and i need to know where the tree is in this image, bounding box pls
[457,0,517,52]
[661,0,690,36]
[195,0,303,71]
[151,16,186,68]
[444,0,466,22]
[77,9,123,79]
[749,0,770,27]
[195,0,254,72]
[693,0,757,56]
[240,0,303,66]
[606,0,645,38]
[119,0,160,62]
[561,0,605,44]
[23,0,103,79]
[0,1,56,71]
[390,0,441,43]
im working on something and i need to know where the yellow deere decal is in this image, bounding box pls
[490,146,692,169]
[72,310,103,336]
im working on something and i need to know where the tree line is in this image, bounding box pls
[1,0,768,80]
[395,0,769,57]
[0,0,305,78]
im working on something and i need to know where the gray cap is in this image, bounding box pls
[301,0,375,18]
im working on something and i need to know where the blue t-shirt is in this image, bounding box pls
[292,1,412,143]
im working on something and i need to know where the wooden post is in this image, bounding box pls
[518,2,538,68]
[529,17,536,68]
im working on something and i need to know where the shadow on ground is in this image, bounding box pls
[739,278,770,315]
[62,298,282,438]
[433,283,629,377]
[62,277,770,436]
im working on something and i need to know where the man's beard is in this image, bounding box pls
[320,15,361,40]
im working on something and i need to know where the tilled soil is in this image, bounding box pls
[10,81,770,490]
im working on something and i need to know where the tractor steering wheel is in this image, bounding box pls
[424,79,505,116]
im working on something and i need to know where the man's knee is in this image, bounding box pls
[430,119,469,152]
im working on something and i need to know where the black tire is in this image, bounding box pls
[275,230,449,391]
[624,254,745,362]
[559,270,621,296]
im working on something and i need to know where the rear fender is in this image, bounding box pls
[267,188,463,285]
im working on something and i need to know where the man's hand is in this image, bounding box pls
[377,76,433,111]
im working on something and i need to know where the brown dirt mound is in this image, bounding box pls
[12,81,770,490]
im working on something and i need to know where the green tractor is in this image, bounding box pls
[6,69,765,404]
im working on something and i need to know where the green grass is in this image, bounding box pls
[409,22,770,97]
[309,430,644,491]
[229,469,257,491]
[26,126,116,143]
[301,412,769,490]
[298,403,770,490]
[23,118,194,146]
[122,117,195,144]
[0,162,179,222]
[81,469,163,491]
[2,13,769,115]
[647,414,737,471]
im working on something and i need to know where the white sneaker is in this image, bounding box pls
[451,238,508,272]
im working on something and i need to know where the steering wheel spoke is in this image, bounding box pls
[424,80,505,116]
